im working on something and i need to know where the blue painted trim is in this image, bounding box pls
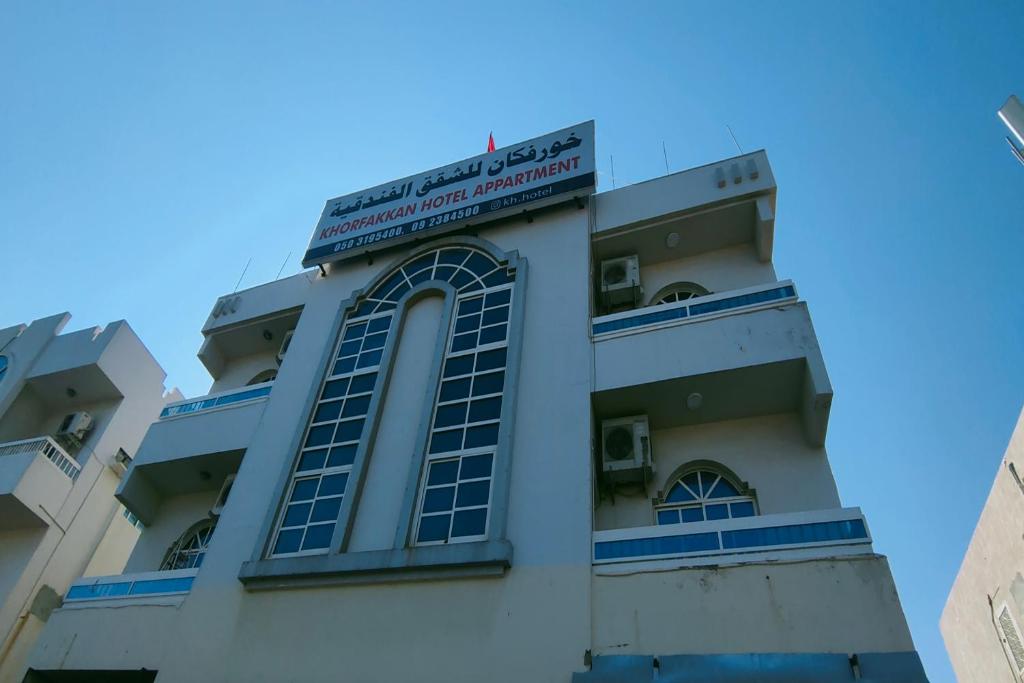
[593,518,867,561]
[592,285,796,336]
[160,385,272,418]
[65,575,195,601]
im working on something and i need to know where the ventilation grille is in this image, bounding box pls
[999,605,1024,673]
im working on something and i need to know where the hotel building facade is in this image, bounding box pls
[17,125,927,682]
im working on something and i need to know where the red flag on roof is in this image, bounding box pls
[487,132,495,153]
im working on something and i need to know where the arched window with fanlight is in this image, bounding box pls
[650,281,711,306]
[655,463,756,525]
[161,519,217,570]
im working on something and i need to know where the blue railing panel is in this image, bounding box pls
[160,384,272,418]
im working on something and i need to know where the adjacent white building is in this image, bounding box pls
[942,407,1024,682]
[0,314,175,682]
[18,126,928,682]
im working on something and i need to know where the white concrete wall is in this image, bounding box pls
[208,350,279,395]
[596,414,841,531]
[124,490,220,573]
[640,243,777,304]
[942,407,1024,683]
[82,511,141,578]
[592,555,915,655]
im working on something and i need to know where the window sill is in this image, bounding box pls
[237,539,513,590]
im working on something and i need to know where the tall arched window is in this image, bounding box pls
[655,465,756,525]
[651,281,711,305]
[161,519,217,570]
[269,244,518,557]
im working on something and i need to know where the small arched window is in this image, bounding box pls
[651,282,711,305]
[0,356,7,383]
[247,369,278,385]
[656,467,755,525]
[161,519,217,570]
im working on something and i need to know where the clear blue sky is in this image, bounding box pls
[2,2,1022,680]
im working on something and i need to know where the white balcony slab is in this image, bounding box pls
[0,437,79,529]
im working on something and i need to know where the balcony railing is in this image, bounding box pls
[160,381,273,419]
[592,280,797,337]
[593,507,870,565]
[0,436,81,482]
[64,568,198,604]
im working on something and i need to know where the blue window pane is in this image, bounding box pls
[464,423,499,448]
[706,503,729,521]
[301,523,334,550]
[683,473,700,496]
[438,248,470,266]
[680,507,704,523]
[433,265,457,283]
[417,514,451,543]
[730,501,755,518]
[348,372,377,394]
[478,325,507,345]
[708,478,740,498]
[373,272,406,299]
[444,355,474,378]
[327,444,357,468]
[440,378,471,402]
[483,270,512,287]
[283,502,311,527]
[372,301,396,313]
[451,508,487,537]
[482,306,510,326]
[362,331,388,351]
[422,486,456,513]
[310,497,343,523]
[455,314,481,334]
[407,269,433,287]
[427,459,459,485]
[333,357,356,375]
[485,288,511,307]
[343,322,367,340]
[665,482,696,503]
[459,453,493,480]
[297,449,328,471]
[448,269,474,290]
[334,419,364,443]
[456,480,490,507]
[352,301,375,318]
[430,428,464,454]
[273,529,303,555]
[291,478,319,502]
[434,402,468,428]
[383,281,410,302]
[468,397,502,423]
[341,395,371,418]
[465,253,496,277]
[313,401,342,423]
[404,253,436,276]
[452,332,477,352]
[305,425,334,448]
[357,348,383,368]
[322,378,350,400]
[657,510,680,525]
[458,297,483,315]
[367,316,391,333]
[475,348,507,372]
[318,473,349,497]
[472,371,504,396]
[339,340,362,357]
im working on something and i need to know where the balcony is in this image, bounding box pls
[117,383,272,524]
[64,568,197,607]
[591,282,832,446]
[0,436,81,529]
[593,507,871,567]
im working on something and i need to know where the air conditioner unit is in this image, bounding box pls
[601,415,652,482]
[211,474,237,516]
[599,255,641,309]
[55,412,93,450]
[276,330,295,365]
[111,448,132,475]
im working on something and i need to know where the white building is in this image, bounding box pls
[20,125,927,682]
[942,407,1024,682]
[0,314,175,682]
